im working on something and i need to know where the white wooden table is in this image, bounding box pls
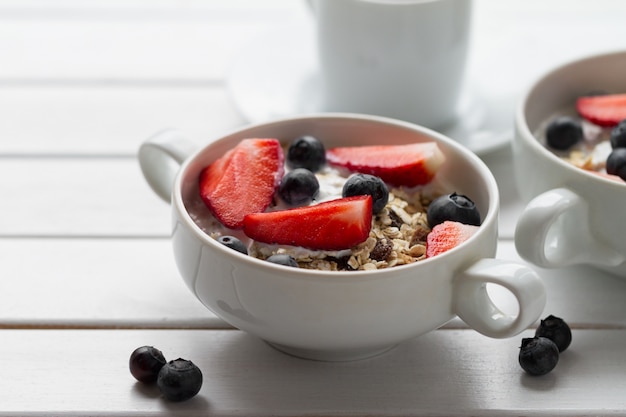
[2,1,626,415]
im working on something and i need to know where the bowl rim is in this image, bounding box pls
[171,112,500,278]
[515,49,626,188]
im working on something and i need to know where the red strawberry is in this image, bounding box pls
[425,220,478,258]
[199,138,284,229]
[243,196,372,250]
[326,142,445,187]
[576,93,626,127]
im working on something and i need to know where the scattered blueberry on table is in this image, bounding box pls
[130,346,202,402]
[519,337,560,376]
[518,315,572,376]
[129,346,166,384]
[535,314,572,353]
[157,359,203,402]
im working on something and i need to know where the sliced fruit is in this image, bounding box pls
[326,142,445,187]
[425,220,478,258]
[199,138,284,229]
[243,196,372,250]
[576,93,626,127]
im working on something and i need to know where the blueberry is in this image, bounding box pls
[266,254,299,267]
[279,168,320,206]
[518,337,559,376]
[606,148,626,181]
[286,135,326,172]
[342,173,389,214]
[610,119,626,148]
[157,358,203,402]
[217,235,248,255]
[129,345,166,383]
[545,116,583,150]
[426,192,481,227]
[535,315,572,352]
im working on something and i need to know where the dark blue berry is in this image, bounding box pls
[279,168,320,206]
[266,254,299,267]
[342,173,389,214]
[519,336,559,376]
[286,135,326,172]
[606,148,626,181]
[217,235,248,255]
[610,119,626,148]
[157,358,203,402]
[535,315,572,352]
[129,345,166,384]
[545,116,583,150]
[427,192,481,227]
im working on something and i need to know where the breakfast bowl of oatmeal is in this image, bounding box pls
[139,114,545,361]
[514,50,626,277]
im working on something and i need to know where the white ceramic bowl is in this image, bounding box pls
[513,50,626,277]
[140,114,545,361]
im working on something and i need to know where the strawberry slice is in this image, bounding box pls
[199,138,284,229]
[576,93,626,127]
[425,220,478,258]
[326,142,445,187]
[243,196,372,250]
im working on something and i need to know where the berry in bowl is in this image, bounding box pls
[140,114,545,361]
[539,93,626,182]
[514,50,626,277]
[189,133,479,271]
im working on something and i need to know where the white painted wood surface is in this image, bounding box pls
[2,0,626,415]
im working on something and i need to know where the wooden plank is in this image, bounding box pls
[0,1,307,81]
[0,238,224,328]
[0,86,245,155]
[0,158,171,237]
[0,328,625,416]
[2,238,626,329]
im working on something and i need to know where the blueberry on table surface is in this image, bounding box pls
[610,119,626,148]
[279,168,320,206]
[535,315,572,352]
[286,135,326,172]
[266,254,299,267]
[426,192,481,228]
[342,173,389,214]
[606,148,626,181]
[217,235,248,255]
[157,358,203,402]
[519,337,559,376]
[129,346,167,383]
[545,116,583,150]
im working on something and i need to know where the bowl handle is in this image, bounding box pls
[514,187,624,268]
[138,129,198,203]
[454,259,546,338]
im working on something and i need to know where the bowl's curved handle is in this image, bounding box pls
[138,129,198,203]
[454,258,546,338]
[514,187,624,268]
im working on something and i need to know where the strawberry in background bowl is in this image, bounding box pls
[139,114,545,361]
